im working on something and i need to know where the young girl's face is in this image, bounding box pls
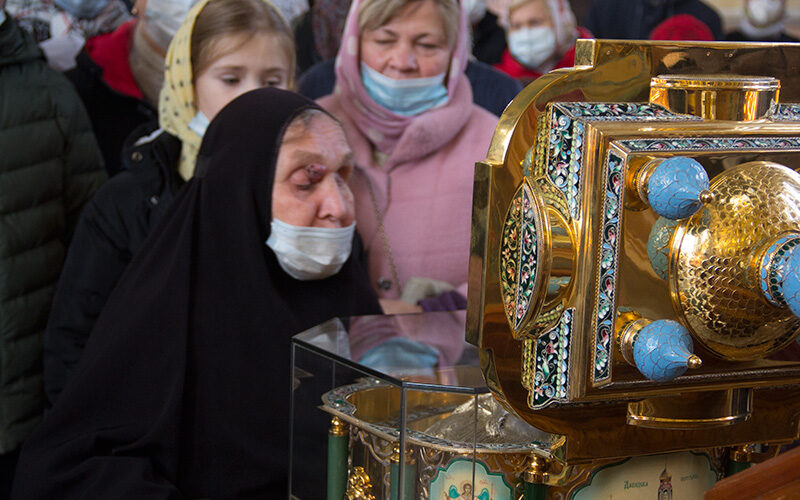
[194,32,291,120]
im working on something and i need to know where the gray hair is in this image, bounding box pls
[358,0,461,50]
[282,108,340,142]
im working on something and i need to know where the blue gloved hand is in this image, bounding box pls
[358,337,440,370]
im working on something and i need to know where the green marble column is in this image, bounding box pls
[327,417,348,500]
[524,482,548,500]
[726,459,751,476]
[389,443,415,500]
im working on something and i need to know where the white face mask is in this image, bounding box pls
[747,0,784,26]
[508,25,557,69]
[187,111,210,138]
[266,219,355,281]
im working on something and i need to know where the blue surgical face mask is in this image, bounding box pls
[54,0,111,18]
[266,219,355,281]
[360,62,449,116]
[187,111,210,138]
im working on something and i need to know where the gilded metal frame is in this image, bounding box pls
[467,39,800,464]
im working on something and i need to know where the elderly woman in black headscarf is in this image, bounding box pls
[10,88,381,499]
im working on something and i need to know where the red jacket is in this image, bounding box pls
[494,26,593,83]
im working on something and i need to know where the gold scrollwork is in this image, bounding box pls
[345,466,375,500]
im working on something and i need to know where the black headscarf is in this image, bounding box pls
[11,88,381,499]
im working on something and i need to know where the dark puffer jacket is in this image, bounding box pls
[44,123,183,405]
[0,14,106,454]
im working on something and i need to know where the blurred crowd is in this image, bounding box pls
[0,0,796,498]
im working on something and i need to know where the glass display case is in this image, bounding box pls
[289,311,722,500]
[290,311,556,500]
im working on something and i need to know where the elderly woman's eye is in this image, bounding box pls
[305,164,327,183]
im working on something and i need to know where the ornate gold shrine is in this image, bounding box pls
[467,39,800,467]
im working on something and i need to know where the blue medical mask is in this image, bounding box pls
[360,62,449,116]
[54,0,110,18]
[266,219,355,280]
[187,111,210,138]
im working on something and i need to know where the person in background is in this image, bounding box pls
[5,0,130,70]
[464,0,507,66]
[585,0,723,40]
[299,0,522,119]
[486,0,511,26]
[727,0,797,42]
[65,0,200,175]
[269,0,308,27]
[12,88,381,500]
[317,0,497,362]
[296,0,510,71]
[649,12,714,40]
[294,0,350,73]
[494,0,591,85]
[0,0,106,496]
[43,0,294,406]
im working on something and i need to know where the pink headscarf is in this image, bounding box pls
[332,0,472,154]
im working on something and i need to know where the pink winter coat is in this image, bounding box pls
[318,0,498,302]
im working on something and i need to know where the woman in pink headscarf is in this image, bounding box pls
[318,0,497,332]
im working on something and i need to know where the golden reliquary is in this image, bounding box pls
[468,38,800,473]
[293,39,800,500]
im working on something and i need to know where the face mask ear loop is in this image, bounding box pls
[360,168,403,296]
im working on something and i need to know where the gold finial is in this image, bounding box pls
[330,416,348,437]
[523,454,549,484]
[699,189,716,204]
[731,444,755,462]
[687,355,703,369]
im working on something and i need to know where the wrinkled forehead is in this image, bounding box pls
[280,109,346,146]
[276,111,352,168]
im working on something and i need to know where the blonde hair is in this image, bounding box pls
[509,0,545,16]
[358,0,460,50]
[191,0,296,87]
